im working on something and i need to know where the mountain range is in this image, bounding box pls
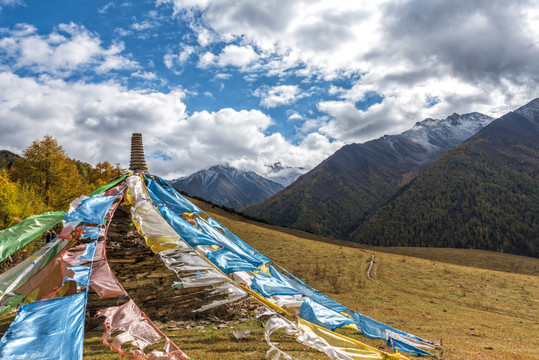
[3,99,537,257]
[243,111,494,239]
[353,99,539,257]
[169,164,284,210]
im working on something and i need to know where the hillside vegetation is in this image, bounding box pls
[0,150,19,169]
[244,138,433,239]
[84,199,539,360]
[353,111,539,257]
[0,136,124,228]
[244,101,538,258]
[0,181,537,359]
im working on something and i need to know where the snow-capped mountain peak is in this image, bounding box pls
[170,165,284,210]
[402,112,494,152]
[264,162,305,187]
[513,98,539,123]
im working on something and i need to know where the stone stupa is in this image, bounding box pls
[129,133,148,174]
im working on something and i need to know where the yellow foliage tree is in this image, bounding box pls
[10,135,88,210]
[89,161,123,189]
[0,169,46,229]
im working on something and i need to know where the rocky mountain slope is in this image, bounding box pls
[170,165,284,210]
[243,112,493,239]
[353,99,539,257]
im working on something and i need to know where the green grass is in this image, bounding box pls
[2,198,538,359]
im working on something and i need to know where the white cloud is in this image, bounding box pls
[217,44,258,67]
[0,71,340,178]
[163,45,196,73]
[131,70,157,80]
[97,2,114,14]
[197,51,216,68]
[198,44,258,68]
[131,21,155,31]
[178,45,195,63]
[164,0,539,143]
[156,0,210,14]
[254,84,306,108]
[0,0,24,11]
[287,110,302,121]
[0,23,138,75]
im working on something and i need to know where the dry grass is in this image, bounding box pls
[196,201,539,360]
[2,198,539,359]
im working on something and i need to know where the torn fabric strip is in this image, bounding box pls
[88,175,128,197]
[63,191,123,225]
[155,205,219,247]
[89,240,127,298]
[299,298,355,332]
[0,211,65,262]
[264,315,298,360]
[297,318,409,360]
[96,299,190,360]
[128,175,250,311]
[0,292,87,360]
[127,176,181,253]
[0,238,67,303]
[146,175,203,214]
[271,264,436,355]
[160,243,249,311]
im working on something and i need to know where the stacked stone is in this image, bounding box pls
[86,205,231,323]
[129,133,148,174]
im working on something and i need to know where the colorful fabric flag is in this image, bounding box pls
[0,211,65,262]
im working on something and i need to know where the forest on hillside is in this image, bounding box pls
[353,142,539,258]
[0,135,124,231]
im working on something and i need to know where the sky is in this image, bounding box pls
[0,0,538,179]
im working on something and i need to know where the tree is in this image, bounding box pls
[10,135,88,210]
[0,169,46,229]
[89,161,120,188]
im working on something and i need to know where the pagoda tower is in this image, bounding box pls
[129,133,148,174]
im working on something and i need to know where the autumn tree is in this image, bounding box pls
[0,169,46,229]
[10,135,88,210]
[89,161,122,188]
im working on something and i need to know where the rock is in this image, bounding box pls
[231,330,250,340]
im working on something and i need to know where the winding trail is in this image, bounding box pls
[366,253,375,280]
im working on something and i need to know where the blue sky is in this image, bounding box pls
[0,0,538,179]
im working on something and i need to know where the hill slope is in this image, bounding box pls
[170,164,284,210]
[0,150,19,169]
[87,195,538,360]
[244,113,493,239]
[353,99,539,257]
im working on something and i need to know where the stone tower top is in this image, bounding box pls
[129,133,148,174]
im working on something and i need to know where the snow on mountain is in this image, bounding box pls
[170,164,284,210]
[514,98,539,123]
[264,162,305,187]
[244,109,497,238]
[402,112,494,153]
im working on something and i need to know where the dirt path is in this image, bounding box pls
[366,253,375,279]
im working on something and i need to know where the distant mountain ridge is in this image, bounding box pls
[401,112,493,153]
[243,112,494,239]
[353,98,539,257]
[0,150,20,169]
[170,165,284,210]
[264,162,305,186]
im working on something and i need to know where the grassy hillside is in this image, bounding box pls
[1,198,538,360]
